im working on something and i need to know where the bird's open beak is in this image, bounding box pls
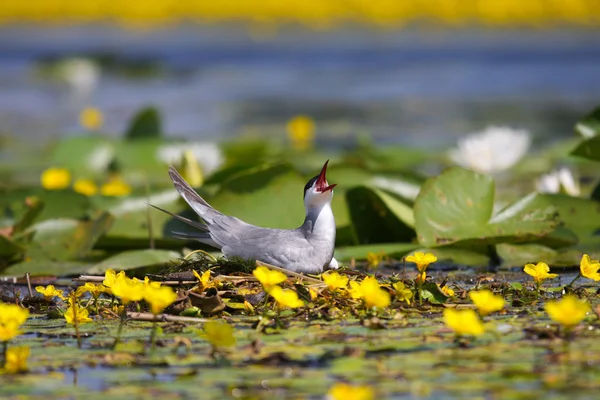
[315,160,337,193]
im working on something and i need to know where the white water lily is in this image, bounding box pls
[156,142,223,176]
[59,57,100,99]
[536,167,580,196]
[449,126,531,174]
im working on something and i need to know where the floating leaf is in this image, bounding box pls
[1,189,91,222]
[571,136,600,162]
[346,186,415,244]
[575,106,600,138]
[414,168,559,248]
[87,249,180,274]
[2,259,91,277]
[51,135,115,177]
[124,106,162,140]
[420,282,449,304]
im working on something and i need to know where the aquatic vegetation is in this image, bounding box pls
[579,254,600,282]
[2,346,29,374]
[193,269,213,290]
[524,262,558,285]
[327,382,375,400]
[393,281,413,304]
[144,285,177,315]
[0,303,29,342]
[267,285,304,310]
[322,271,349,292]
[448,126,531,174]
[35,285,65,300]
[443,308,485,337]
[202,321,235,349]
[73,178,98,196]
[469,290,505,316]
[100,175,132,197]
[405,252,437,273]
[253,266,287,289]
[287,115,315,151]
[40,167,71,190]
[79,107,103,131]
[354,276,391,309]
[544,295,590,330]
[536,167,580,197]
[64,302,93,325]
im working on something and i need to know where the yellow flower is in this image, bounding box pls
[360,276,391,309]
[366,252,384,269]
[144,284,177,315]
[327,382,375,400]
[103,269,125,288]
[80,107,103,130]
[286,115,315,151]
[64,304,92,324]
[439,285,455,297]
[35,285,64,300]
[253,266,287,290]
[3,346,30,374]
[193,270,213,289]
[545,295,590,329]
[0,302,29,341]
[469,290,505,316]
[580,254,600,281]
[322,272,349,292]
[202,321,236,348]
[243,300,255,314]
[443,308,485,336]
[393,281,413,304]
[101,176,132,197]
[348,280,363,299]
[405,252,437,272]
[309,288,318,301]
[110,275,145,304]
[73,178,98,196]
[41,167,71,190]
[143,276,161,289]
[268,285,304,309]
[524,262,558,284]
[75,282,106,298]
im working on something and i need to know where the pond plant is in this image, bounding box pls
[0,105,599,397]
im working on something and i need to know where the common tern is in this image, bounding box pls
[154,161,339,274]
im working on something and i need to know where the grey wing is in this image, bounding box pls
[219,226,312,267]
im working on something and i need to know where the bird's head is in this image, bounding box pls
[303,160,336,210]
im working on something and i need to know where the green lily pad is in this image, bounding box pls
[414,168,559,248]
[124,106,162,140]
[51,135,115,177]
[1,259,92,276]
[1,189,91,222]
[571,136,600,162]
[346,186,415,244]
[575,106,600,138]
[88,249,181,273]
[541,194,600,246]
[23,212,114,262]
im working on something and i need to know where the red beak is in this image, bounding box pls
[315,160,337,193]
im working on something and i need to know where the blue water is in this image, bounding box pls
[0,25,599,148]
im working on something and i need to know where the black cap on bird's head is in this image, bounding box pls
[303,160,337,199]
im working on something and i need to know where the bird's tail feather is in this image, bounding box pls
[171,231,220,248]
[147,203,209,232]
[167,166,223,224]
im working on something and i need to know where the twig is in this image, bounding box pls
[25,273,33,297]
[255,260,326,286]
[127,312,209,323]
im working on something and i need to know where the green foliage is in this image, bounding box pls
[124,106,162,140]
[414,167,559,248]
